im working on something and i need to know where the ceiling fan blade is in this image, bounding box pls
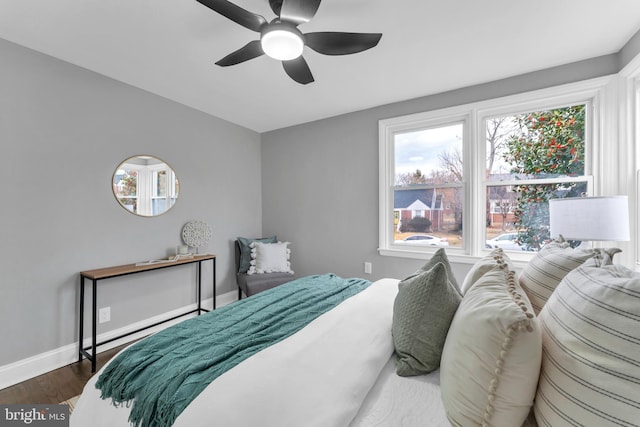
[282,56,314,84]
[196,0,267,32]
[279,0,322,25]
[305,32,382,55]
[215,40,264,66]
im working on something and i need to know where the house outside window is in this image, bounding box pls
[379,79,609,262]
[389,123,464,249]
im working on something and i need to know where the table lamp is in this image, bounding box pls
[549,196,630,246]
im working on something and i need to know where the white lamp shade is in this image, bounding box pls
[261,29,304,61]
[549,196,630,241]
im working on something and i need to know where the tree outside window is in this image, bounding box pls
[114,170,138,212]
[486,105,587,250]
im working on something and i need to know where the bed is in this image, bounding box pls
[71,244,640,427]
[72,275,411,427]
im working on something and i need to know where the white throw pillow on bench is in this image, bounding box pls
[248,241,294,275]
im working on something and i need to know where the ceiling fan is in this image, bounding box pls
[195,0,382,84]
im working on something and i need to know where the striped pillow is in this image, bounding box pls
[535,265,640,426]
[519,241,620,314]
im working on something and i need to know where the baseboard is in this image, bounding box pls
[0,290,238,390]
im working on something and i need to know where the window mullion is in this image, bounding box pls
[469,109,484,256]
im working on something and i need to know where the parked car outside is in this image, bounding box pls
[394,234,450,246]
[485,232,525,251]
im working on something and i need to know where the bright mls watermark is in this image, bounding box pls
[0,405,68,426]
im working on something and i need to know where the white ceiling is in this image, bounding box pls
[1,0,640,132]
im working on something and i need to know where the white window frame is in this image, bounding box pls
[379,109,470,260]
[119,161,178,216]
[618,54,640,270]
[379,76,614,265]
[148,163,178,215]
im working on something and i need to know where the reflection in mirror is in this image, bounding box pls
[112,155,179,217]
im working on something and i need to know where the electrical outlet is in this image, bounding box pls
[364,262,372,274]
[99,307,111,324]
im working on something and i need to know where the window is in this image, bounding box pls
[380,110,468,255]
[484,104,590,252]
[379,79,609,262]
[385,119,466,251]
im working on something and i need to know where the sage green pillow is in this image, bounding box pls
[392,259,462,376]
[401,248,461,293]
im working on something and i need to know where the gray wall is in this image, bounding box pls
[620,27,640,69]
[261,54,623,284]
[0,39,262,366]
[2,26,639,373]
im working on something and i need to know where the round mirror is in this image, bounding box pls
[112,155,179,217]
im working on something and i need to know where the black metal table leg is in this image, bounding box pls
[91,278,97,373]
[197,261,202,313]
[78,276,85,363]
[213,258,216,309]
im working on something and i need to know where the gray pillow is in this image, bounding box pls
[237,236,277,274]
[392,258,462,376]
[401,248,461,293]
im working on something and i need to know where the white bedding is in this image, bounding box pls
[352,356,539,427]
[71,278,402,427]
[351,357,449,427]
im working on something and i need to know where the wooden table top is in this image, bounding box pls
[80,254,216,280]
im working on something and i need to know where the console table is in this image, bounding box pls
[78,254,216,372]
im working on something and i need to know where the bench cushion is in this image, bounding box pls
[237,272,296,297]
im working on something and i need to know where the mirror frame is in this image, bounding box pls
[112,155,180,217]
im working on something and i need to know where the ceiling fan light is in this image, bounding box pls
[261,29,304,61]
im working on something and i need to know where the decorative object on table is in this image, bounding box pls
[549,195,630,245]
[135,253,195,266]
[181,220,212,253]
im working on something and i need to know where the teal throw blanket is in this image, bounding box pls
[95,273,371,427]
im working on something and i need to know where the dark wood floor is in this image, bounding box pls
[0,343,130,404]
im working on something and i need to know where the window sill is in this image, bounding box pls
[378,247,533,270]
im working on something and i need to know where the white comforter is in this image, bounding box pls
[71,278,399,427]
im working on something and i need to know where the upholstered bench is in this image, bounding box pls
[235,238,296,299]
